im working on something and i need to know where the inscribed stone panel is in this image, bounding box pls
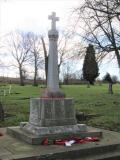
[64,99,74,118]
[29,99,39,125]
[54,100,65,119]
[44,99,53,119]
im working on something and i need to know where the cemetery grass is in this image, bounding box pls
[0,84,120,132]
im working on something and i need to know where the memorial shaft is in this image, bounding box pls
[47,12,59,92]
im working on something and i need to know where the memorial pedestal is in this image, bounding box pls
[26,98,77,127]
[7,97,102,145]
[21,98,86,137]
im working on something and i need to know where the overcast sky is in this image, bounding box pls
[0,0,119,79]
[0,0,81,35]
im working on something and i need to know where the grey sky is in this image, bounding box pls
[0,0,119,79]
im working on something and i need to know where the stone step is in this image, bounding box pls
[1,127,120,160]
[50,145,120,160]
[96,153,120,160]
[13,143,120,160]
[7,126,102,145]
[74,151,120,160]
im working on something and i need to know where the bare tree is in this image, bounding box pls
[58,30,84,79]
[74,0,120,68]
[58,31,73,76]
[22,67,29,81]
[7,31,31,86]
[29,32,44,86]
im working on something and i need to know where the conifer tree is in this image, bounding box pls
[83,44,99,85]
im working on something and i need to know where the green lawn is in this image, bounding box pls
[0,84,120,132]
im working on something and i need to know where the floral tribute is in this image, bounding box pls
[41,136,100,146]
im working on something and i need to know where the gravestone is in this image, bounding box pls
[7,12,102,144]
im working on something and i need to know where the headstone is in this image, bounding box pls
[8,85,12,95]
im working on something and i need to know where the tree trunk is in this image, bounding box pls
[0,102,4,121]
[33,78,38,86]
[19,67,24,86]
[108,83,113,94]
[108,15,120,69]
[115,50,120,69]
[90,81,94,85]
[87,81,90,88]
[33,63,38,86]
[45,56,48,84]
[58,64,60,79]
[41,37,48,85]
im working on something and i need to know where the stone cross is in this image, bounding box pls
[42,12,65,97]
[47,12,59,93]
[48,12,59,30]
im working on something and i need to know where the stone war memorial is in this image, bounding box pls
[0,12,119,160]
[7,12,102,145]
